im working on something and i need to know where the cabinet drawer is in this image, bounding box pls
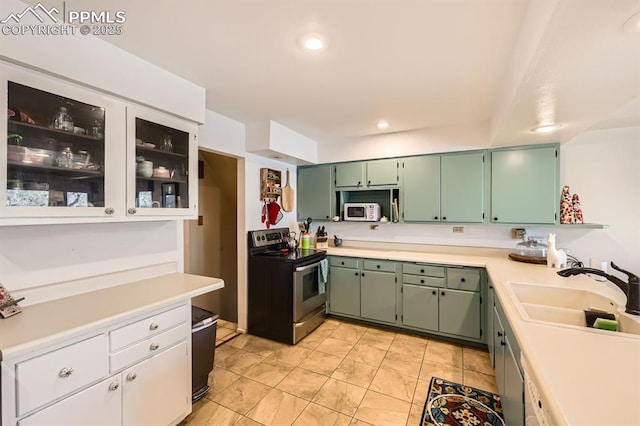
[363,260,396,273]
[16,334,108,416]
[329,256,360,269]
[110,324,187,372]
[109,304,188,351]
[402,264,445,277]
[446,268,481,292]
[402,274,445,288]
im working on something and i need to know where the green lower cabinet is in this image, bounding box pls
[328,267,361,317]
[360,270,396,323]
[438,289,481,339]
[402,285,438,331]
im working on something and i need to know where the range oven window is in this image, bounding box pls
[301,267,319,301]
[347,206,365,217]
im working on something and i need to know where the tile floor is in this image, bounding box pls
[182,318,497,426]
[216,319,240,347]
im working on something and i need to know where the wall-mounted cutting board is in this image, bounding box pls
[282,169,294,212]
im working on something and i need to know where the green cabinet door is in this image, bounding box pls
[439,289,481,339]
[366,159,398,186]
[493,307,505,394]
[402,155,440,222]
[297,165,333,221]
[328,267,361,317]
[504,335,524,426]
[441,152,485,223]
[335,162,365,188]
[491,145,558,224]
[360,270,396,323]
[402,284,438,331]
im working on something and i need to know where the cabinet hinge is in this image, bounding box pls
[555,150,558,158]
[482,212,485,220]
[555,212,558,221]
[482,155,485,163]
[401,314,404,322]
[395,314,398,320]
[400,285,403,293]
[395,277,398,283]
[402,162,405,168]
[480,328,483,337]
[402,212,404,219]
[480,296,483,304]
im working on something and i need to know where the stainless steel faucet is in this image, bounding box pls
[557,262,639,316]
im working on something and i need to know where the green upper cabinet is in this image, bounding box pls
[335,159,398,188]
[440,152,485,223]
[297,165,333,220]
[335,162,365,188]
[491,145,558,224]
[402,155,440,221]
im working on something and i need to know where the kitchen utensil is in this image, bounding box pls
[333,235,343,247]
[281,169,294,212]
[306,217,312,233]
[287,231,298,250]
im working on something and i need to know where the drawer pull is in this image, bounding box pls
[127,372,137,382]
[341,261,345,265]
[376,265,380,269]
[109,382,120,391]
[150,342,160,351]
[461,278,466,282]
[420,279,425,284]
[149,323,159,331]
[58,367,73,378]
[441,291,445,296]
[432,290,436,295]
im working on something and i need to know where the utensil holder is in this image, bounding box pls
[316,236,328,249]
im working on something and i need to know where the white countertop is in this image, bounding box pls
[0,273,224,360]
[327,245,640,426]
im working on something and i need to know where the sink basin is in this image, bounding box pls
[507,282,640,338]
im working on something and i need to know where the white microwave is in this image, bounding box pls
[344,203,381,221]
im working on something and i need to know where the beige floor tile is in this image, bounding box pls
[463,370,499,394]
[217,327,236,341]
[182,400,242,426]
[418,360,463,383]
[211,377,272,415]
[346,343,387,367]
[312,378,367,416]
[424,341,463,368]
[234,416,263,426]
[369,367,418,402]
[316,337,356,358]
[353,390,411,426]
[227,333,254,350]
[412,379,431,406]
[293,402,352,426]
[268,344,314,366]
[388,335,427,358]
[358,328,396,351]
[277,367,329,400]
[380,351,422,378]
[241,336,287,358]
[217,350,265,375]
[243,358,293,386]
[298,329,332,349]
[222,321,238,330]
[406,403,425,426]
[463,346,494,375]
[315,319,341,333]
[349,420,373,426]
[217,319,230,328]
[330,323,368,343]
[215,343,240,364]
[247,388,308,425]
[207,368,241,398]
[298,350,344,376]
[331,358,378,388]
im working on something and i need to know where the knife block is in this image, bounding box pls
[315,236,328,249]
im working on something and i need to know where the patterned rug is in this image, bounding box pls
[421,377,504,426]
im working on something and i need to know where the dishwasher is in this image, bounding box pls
[191,306,219,402]
[522,355,566,426]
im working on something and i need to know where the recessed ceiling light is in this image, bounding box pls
[377,121,389,130]
[623,11,640,33]
[530,123,562,133]
[303,36,324,51]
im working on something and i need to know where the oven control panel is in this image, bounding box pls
[250,228,287,248]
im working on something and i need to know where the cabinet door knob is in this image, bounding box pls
[109,382,120,391]
[442,216,447,220]
[420,279,425,284]
[368,180,371,186]
[341,261,345,265]
[150,342,159,351]
[461,278,466,282]
[355,272,359,276]
[127,372,137,381]
[58,367,73,378]
[441,291,445,296]
[361,273,365,277]
[105,207,115,215]
[128,207,137,215]
[493,217,498,221]
[432,290,436,295]
[376,265,380,269]
[434,216,438,220]
[149,323,159,331]
[326,216,329,219]
[420,269,425,273]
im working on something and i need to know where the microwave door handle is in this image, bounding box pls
[295,261,322,272]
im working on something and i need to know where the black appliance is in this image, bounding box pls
[191,306,218,402]
[248,228,327,344]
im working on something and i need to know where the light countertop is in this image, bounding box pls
[0,273,224,360]
[326,245,640,426]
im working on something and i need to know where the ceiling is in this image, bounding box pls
[42,0,640,149]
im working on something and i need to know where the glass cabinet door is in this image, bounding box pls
[2,73,118,218]
[126,107,197,217]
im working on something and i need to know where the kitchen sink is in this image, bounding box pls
[507,282,640,338]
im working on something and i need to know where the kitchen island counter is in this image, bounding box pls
[326,245,640,425]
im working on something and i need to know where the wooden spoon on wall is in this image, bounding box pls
[281,169,294,212]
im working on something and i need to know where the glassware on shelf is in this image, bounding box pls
[91,119,103,138]
[56,147,73,168]
[52,106,74,131]
[160,134,173,152]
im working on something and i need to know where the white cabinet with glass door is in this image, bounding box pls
[1,64,122,219]
[126,106,197,217]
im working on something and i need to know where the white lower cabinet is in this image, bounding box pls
[3,302,191,426]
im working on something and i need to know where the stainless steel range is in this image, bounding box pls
[247,228,328,344]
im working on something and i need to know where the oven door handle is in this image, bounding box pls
[295,260,322,272]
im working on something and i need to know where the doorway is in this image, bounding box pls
[184,149,239,340]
